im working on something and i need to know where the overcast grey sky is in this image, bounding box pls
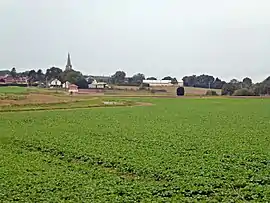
[0,0,270,82]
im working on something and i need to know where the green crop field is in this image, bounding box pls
[0,86,29,94]
[0,97,270,202]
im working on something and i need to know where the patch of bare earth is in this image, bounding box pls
[0,93,77,106]
[134,102,153,106]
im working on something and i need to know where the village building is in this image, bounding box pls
[68,84,78,93]
[49,79,62,88]
[142,80,174,87]
[142,79,184,87]
[0,75,28,84]
[88,79,107,89]
[62,81,71,89]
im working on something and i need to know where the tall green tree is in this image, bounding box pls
[132,73,145,84]
[212,78,225,89]
[36,69,45,82]
[182,75,196,87]
[242,77,252,88]
[112,71,126,84]
[45,67,63,81]
[61,70,88,88]
[10,67,17,78]
[28,70,37,85]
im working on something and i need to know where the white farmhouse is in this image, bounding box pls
[49,79,62,88]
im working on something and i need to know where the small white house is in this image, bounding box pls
[88,79,107,89]
[49,79,62,88]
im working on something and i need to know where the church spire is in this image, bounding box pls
[65,53,72,71]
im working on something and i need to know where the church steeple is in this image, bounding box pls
[65,53,72,71]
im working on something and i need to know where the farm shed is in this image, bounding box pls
[142,80,173,87]
[88,80,107,89]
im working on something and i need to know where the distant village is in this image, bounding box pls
[0,53,184,92]
[2,53,267,96]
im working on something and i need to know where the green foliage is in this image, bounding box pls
[62,70,81,84]
[10,67,17,78]
[111,71,126,84]
[222,83,237,95]
[45,67,63,81]
[183,75,224,89]
[243,77,252,88]
[61,70,88,88]
[233,88,255,96]
[162,76,173,80]
[146,77,157,80]
[205,90,218,96]
[1,98,270,202]
[171,78,178,84]
[28,70,37,84]
[131,73,145,84]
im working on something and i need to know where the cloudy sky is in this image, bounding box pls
[0,0,270,82]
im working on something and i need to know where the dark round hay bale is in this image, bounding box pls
[177,87,185,96]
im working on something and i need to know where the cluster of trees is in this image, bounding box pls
[222,77,270,96]
[182,75,225,89]
[110,71,178,85]
[1,67,88,88]
[181,74,270,96]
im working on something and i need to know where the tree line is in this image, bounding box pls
[109,71,178,85]
[182,74,270,96]
[1,67,270,96]
[2,67,89,88]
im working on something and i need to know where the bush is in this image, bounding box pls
[205,90,218,96]
[232,88,255,96]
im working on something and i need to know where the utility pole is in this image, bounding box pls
[45,77,48,88]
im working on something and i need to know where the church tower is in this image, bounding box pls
[65,53,72,71]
